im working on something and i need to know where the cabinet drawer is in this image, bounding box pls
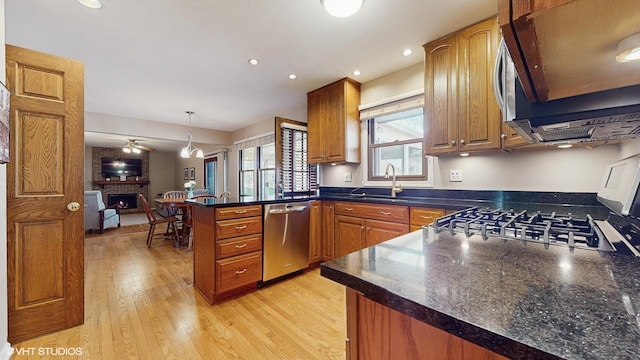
[335,201,409,223]
[215,251,262,294]
[216,216,262,240]
[216,234,262,259]
[215,205,262,220]
[410,207,445,226]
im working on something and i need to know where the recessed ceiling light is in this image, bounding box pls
[402,49,413,56]
[460,152,470,157]
[557,143,573,149]
[77,0,103,9]
[352,70,361,76]
[289,74,297,80]
[248,59,259,65]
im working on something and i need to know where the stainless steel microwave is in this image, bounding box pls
[494,39,640,145]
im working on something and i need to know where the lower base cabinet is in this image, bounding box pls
[193,204,263,304]
[346,288,508,360]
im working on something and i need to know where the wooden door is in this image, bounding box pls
[6,45,85,343]
[307,87,325,163]
[308,200,323,265]
[365,220,409,248]
[334,215,365,258]
[457,17,502,153]
[322,201,335,261]
[323,80,345,163]
[424,34,459,155]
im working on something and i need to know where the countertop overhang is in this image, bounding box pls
[321,228,640,360]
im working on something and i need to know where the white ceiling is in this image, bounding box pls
[5,0,497,150]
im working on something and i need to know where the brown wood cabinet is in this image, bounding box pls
[346,288,509,360]
[307,78,361,164]
[409,207,445,231]
[309,200,323,266]
[333,202,410,258]
[193,204,263,304]
[322,201,335,261]
[424,17,502,155]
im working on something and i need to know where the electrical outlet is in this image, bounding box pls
[449,169,463,182]
[343,172,353,182]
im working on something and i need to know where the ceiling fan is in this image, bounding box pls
[122,139,155,154]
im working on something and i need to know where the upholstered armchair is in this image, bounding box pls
[84,190,121,233]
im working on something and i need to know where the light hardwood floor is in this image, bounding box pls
[12,225,347,359]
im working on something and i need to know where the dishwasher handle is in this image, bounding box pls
[268,205,308,214]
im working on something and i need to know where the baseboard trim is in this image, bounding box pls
[0,342,14,360]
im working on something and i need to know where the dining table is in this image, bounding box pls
[154,197,193,248]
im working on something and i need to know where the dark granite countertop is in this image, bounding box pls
[321,228,640,359]
[188,196,316,208]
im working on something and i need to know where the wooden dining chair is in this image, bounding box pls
[139,194,181,248]
[161,190,187,218]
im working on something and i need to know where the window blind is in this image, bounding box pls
[359,94,424,120]
[279,123,317,195]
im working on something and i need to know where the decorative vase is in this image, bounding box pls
[187,190,194,198]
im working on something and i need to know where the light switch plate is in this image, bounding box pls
[449,169,463,182]
[343,172,353,182]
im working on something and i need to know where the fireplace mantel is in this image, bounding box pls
[93,180,150,188]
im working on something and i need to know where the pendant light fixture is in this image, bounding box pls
[320,0,364,17]
[181,111,204,159]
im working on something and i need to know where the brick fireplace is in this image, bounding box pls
[91,147,149,213]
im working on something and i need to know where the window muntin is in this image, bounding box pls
[239,143,275,200]
[368,106,426,181]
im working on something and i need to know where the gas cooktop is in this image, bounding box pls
[431,206,616,253]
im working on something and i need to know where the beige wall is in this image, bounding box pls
[320,63,634,193]
[150,151,178,198]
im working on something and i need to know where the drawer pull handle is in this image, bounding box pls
[344,207,353,211]
[234,210,247,214]
[420,216,432,219]
[235,243,247,249]
[235,268,247,275]
[380,211,391,215]
[235,225,247,231]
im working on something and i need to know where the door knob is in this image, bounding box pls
[67,202,81,212]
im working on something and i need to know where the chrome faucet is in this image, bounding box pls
[384,163,402,198]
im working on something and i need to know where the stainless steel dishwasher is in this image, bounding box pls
[262,201,310,282]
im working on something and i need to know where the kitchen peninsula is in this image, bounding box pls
[321,222,640,360]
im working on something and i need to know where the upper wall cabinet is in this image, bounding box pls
[307,78,361,164]
[498,0,640,102]
[424,17,502,155]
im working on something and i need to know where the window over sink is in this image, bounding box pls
[362,94,427,182]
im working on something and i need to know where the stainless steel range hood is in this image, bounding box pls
[508,80,640,145]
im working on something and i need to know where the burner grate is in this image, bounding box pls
[433,207,603,250]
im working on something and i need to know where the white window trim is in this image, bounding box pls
[359,91,434,188]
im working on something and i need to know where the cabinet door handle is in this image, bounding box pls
[380,211,391,215]
[344,207,353,211]
[235,243,247,249]
[450,140,456,145]
[234,225,247,230]
[235,268,247,275]
[460,139,465,145]
[234,210,247,214]
[500,133,507,139]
